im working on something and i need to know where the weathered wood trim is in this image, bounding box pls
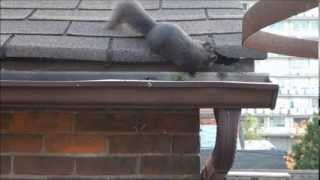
[1,71,271,82]
[0,71,278,109]
[1,59,255,72]
[1,79,278,109]
[201,108,241,180]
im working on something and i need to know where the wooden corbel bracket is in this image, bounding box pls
[201,108,241,180]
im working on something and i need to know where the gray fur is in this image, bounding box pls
[108,0,215,74]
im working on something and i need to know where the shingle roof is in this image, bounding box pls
[201,149,287,170]
[0,0,265,65]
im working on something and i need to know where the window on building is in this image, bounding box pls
[242,3,248,10]
[312,98,318,108]
[270,117,286,127]
[290,20,308,33]
[290,101,294,109]
[310,20,318,32]
[266,22,285,33]
[294,117,306,124]
[241,1,255,11]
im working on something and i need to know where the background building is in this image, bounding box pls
[200,2,318,152]
[241,1,319,151]
[198,1,319,171]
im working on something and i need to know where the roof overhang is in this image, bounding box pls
[0,71,278,110]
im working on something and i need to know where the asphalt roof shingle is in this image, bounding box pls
[30,10,113,21]
[0,0,79,9]
[150,9,207,21]
[1,20,69,35]
[6,35,110,61]
[29,9,208,22]
[212,34,242,46]
[0,9,34,20]
[68,21,142,37]
[201,149,287,170]
[0,35,11,46]
[162,0,242,9]
[208,9,244,19]
[0,34,12,58]
[0,0,265,64]
[175,20,243,35]
[79,0,160,10]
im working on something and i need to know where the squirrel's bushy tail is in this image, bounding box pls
[108,0,156,35]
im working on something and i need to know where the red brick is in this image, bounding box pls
[0,112,12,131]
[173,135,200,153]
[140,110,199,133]
[108,178,200,180]
[49,178,199,180]
[10,112,74,133]
[0,178,46,180]
[75,111,136,132]
[0,133,43,153]
[45,133,107,153]
[0,156,11,175]
[76,109,199,133]
[109,135,171,154]
[76,157,136,175]
[14,156,74,175]
[141,155,200,175]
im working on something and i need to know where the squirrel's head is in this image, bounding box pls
[192,40,217,71]
[176,53,217,76]
[172,40,217,75]
[199,53,217,69]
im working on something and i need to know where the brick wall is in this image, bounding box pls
[0,109,201,180]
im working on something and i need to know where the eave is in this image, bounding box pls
[0,71,278,110]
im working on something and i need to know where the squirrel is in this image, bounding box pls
[107,0,218,75]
